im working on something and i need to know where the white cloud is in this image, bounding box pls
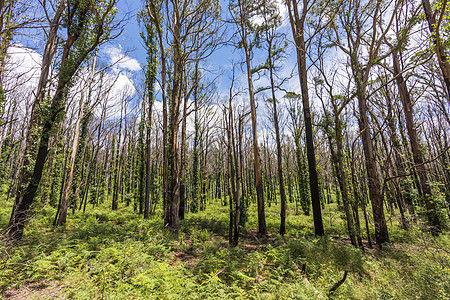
[103,45,141,72]
[1,46,42,125]
[91,70,137,120]
[3,44,138,127]
[110,72,136,98]
[5,45,41,90]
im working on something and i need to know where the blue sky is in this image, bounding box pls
[113,0,298,97]
[115,0,148,64]
[107,0,304,141]
[7,0,316,140]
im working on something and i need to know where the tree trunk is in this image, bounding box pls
[179,83,188,220]
[6,2,66,241]
[269,62,287,235]
[354,73,390,245]
[421,0,450,99]
[384,83,409,228]
[392,49,441,233]
[226,106,235,245]
[334,118,358,246]
[287,0,324,235]
[144,91,154,219]
[237,0,267,237]
[57,52,97,224]
[165,10,182,233]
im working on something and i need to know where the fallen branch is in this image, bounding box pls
[329,270,348,295]
[201,266,227,286]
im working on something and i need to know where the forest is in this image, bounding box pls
[0,0,450,298]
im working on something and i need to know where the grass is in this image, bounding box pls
[0,195,449,299]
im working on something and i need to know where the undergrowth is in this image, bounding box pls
[0,197,449,299]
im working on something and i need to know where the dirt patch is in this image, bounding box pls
[331,235,377,252]
[172,251,200,268]
[1,281,66,300]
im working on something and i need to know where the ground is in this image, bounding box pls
[0,198,449,299]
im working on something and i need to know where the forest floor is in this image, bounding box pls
[0,197,449,299]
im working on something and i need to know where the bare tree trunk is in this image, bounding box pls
[384,84,409,228]
[267,42,287,235]
[6,3,66,240]
[392,49,442,233]
[226,106,235,245]
[232,116,241,246]
[179,83,188,220]
[286,0,324,235]
[237,0,267,237]
[57,52,97,224]
[165,6,183,233]
[144,91,155,219]
[226,68,241,245]
[354,72,390,245]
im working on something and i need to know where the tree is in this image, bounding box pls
[389,39,443,232]
[5,1,66,240]
[230,0,267,237]
[421,0,450,100]
[57,50,98,223]
[145,0,221,234]
[253,0,288,235]
[315,73,360,247]
[0,0,35,119]
[224,64,242,246]
[285,0,324,236]
[135,109,146,214]
[7,0,119,239]
[139,10,158,220]
[324,0,402,245]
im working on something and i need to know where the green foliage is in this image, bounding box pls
[0,86,5,124]
[191,140,200,213]
[1,196,450,299]
[297,148,311,215]
[0,135,12,187]
[430,182,450,230]
[134,119,146,213]
[240,196,249,228]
